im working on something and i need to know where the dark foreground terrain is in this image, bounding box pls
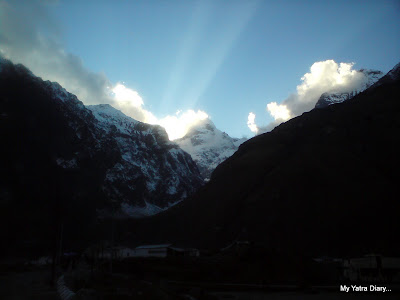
[2,255,399,299]
[122,66,400,260]
[0,260,57,299]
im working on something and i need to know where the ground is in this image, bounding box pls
[1,256,399,299]
[0,262,57,299]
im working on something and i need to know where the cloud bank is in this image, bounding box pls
[248,60,369,134]
[0,0,111,104]
[0,0,208,140]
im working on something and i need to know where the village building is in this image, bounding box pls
[94,244,200,260]
[342,254,400,282]
[98,246,136,260]
[133,244,200,258]
[134,244,173,258]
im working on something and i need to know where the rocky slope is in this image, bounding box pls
[86,104,204,217]
[370,62,400,88]
[175,118,246,180]
[0,55,203,242]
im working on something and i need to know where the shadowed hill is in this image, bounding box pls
[0,57,203,255]
[125,65,400,259]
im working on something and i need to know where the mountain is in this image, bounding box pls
[86,104,204,217]
[314,69,383,109]
[175,118,246,180]
[177,68,386,179]
[370,62,400,88]
[127,62,400,260]
[0,57,203,252]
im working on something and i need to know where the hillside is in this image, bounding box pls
[125,63,400,259]
[0,57,203,254]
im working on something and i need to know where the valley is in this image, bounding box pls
[1,56,400,298]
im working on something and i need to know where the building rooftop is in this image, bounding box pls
[135,244,172,249]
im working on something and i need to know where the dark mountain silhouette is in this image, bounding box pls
[126,63,400,260]
[2,55,399,267]
[0,57,203,255]
[370,62,400,88]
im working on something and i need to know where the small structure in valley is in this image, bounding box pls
[134,244,173,258]
[342,254,400,282]
[94,244,200,260]
[133,244,200,258]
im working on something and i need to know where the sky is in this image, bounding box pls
[1,0,399,140]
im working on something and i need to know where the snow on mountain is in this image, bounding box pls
[360,69,385,88]
[315,69,384,109]
[387,63,400,80]
[87,104,140,135]
[369,62,400,89]
[1,56,203,218]
[314,91,355,108]
[85,104,204,217]
[175,119,246,180]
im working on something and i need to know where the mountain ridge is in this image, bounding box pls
[0,57,203,225]
[314,69,384,109]
[124,62,400,258]
[175,118,246,180]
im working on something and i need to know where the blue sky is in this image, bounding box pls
[1,0,399,139]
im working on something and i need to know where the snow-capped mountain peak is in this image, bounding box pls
[88,104,140,135]
[1,57,204,219]
[315,68,384,109]
[359,69,385,89]
[175,118,246,180]
[85,104,203,216]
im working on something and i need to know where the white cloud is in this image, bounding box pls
[247,112,258,134]
[0,0,112,105]
[109,83,158,124]
[290,60,365,116]
[157,110,209,140]
[108,83,209,140]
[112,84,144,108]
[249,60,369,135]
[266,102,291,121]
[0,1,211,141]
